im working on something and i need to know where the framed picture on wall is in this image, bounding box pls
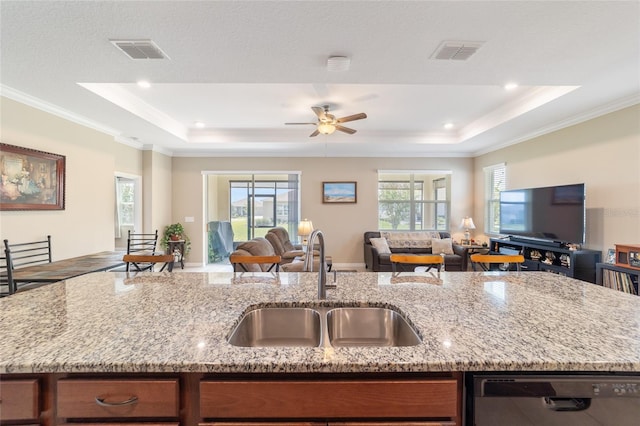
[0,143,66,210]
[322,181,357,204]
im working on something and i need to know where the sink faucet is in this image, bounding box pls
[304,229,328,299]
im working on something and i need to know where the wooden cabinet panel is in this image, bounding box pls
[200,379,458,419]
[57,379,179,418]
[0,379,39,421]
[200,423,324,426]
[59,424,179,426]
[330,423,456,426]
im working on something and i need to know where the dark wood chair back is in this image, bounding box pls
[0,249,16,296]
[123,254,174,272]
[127,230,158,254]
[125,230,159,271]
[3,235,52,270]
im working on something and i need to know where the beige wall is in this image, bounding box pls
[0,97,144,259]
[172,157,474,266]
[474,104,640,253]
[143,150,173,238]
[4,95,636,265]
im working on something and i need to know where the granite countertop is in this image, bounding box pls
[1,271,639,374]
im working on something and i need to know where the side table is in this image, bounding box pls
[167,239,185,269]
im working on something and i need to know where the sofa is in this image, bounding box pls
[364,231,469,272]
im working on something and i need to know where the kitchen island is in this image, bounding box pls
[1,270,639,425]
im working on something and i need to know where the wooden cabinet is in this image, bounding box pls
[0,379,39,422]
[57,378,179,420]
[200,375,461,424]
[0,373,461,425]
[490,238,601,282]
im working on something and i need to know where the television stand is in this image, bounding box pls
[507,236,564,248]
[490,238,601,282]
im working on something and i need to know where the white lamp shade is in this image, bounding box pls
[298,219,314,236]
[317,123,336,134]
[459,217,476,230]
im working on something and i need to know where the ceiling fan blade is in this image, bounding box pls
[309,129,320,137]
[335,125,356,134]
[337,112,367,123]
[285,122,317,125]
[311,106,326,120]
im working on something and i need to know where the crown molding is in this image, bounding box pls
[472,93,640,157]
[1,84,121,137]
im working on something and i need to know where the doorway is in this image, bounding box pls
[114,173,142,249]
[204,171,301,265]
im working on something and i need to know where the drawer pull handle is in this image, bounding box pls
[95,395,138,407]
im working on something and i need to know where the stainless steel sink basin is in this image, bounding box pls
[326,307,422,347]
[228,306,421,347]
[227,307,322,347]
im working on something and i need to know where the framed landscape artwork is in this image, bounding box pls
[322,181,357,204]
[0,143,66,210]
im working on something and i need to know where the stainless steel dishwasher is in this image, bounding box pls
[469,374,640,426]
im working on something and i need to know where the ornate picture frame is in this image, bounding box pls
[1,143,66,210]
[322,181,357,204]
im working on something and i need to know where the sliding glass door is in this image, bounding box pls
[205,172,300,264]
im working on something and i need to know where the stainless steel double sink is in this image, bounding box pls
[228,305,422,348]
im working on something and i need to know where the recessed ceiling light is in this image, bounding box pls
[444,123,454,130]
[504,82,519,90]
[137,80,151,89]
[194,121,205,128]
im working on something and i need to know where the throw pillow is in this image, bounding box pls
[380,231,436,249]
[370,237,391,254]
[432,238,454,255]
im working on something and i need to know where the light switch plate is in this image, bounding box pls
[184,216,194,223]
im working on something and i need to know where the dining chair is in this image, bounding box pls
[0,249,16,296]
[123,254,175,272]
[390,254,444,275]
[3,235,52,269]
[3,236,52,292]
[470,254,525,272]
[124,230,159,271]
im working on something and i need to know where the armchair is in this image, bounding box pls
[230,238,281,272]
[264,227,305,264]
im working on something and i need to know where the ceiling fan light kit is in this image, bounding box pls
[317,122,336,135]
[285,105,367,138]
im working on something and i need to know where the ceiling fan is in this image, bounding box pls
[285,105,367,137]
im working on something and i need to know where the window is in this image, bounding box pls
[484,163,506,234]
[230,174,300,241]
[377,171,450,231]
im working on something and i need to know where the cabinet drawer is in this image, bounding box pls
[0,379,39,421]
[57,379,179,418]
[200,379,458,419]
[59,424,179,426]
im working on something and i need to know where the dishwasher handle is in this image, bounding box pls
[543,397,591,412]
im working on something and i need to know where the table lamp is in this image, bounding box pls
[298,219,314,246]
[459,217,476,245]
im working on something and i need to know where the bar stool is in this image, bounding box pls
[390,254,444,275]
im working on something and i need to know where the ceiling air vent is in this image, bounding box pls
[430,41,484,61]
[110,39,169,60]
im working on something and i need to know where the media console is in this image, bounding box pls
[490,237,601,282]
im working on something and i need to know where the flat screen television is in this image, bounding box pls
[499,183,585,245]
